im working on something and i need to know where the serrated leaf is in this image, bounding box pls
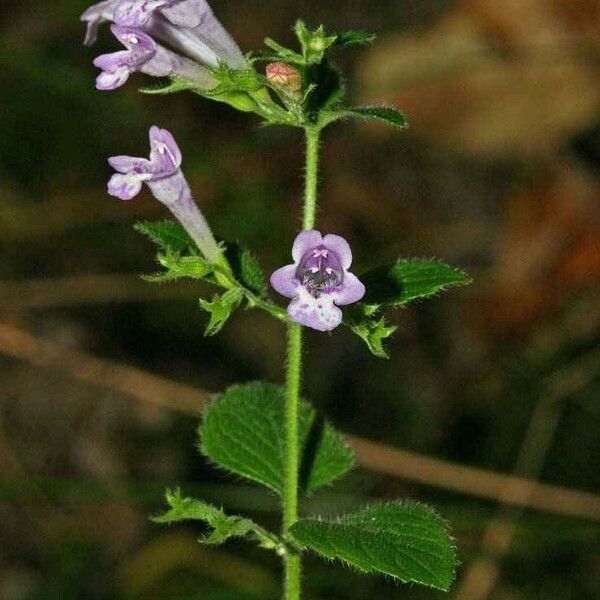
[199,287,244,336]
[153,488,280,549]
[240,249,267,294]
[223,243,267,295]
[348,314,397,359]
[135,220,194,253]
[290,502,457,591]
[200,382,354,496]
[361,258,471,306]
[333,31,376,48]
[340,106,408,129]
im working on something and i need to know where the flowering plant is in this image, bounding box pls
[81,2,469,598]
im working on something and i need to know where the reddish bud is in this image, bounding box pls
[265,62,302,92]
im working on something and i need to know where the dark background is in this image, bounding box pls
[1,1,599,599]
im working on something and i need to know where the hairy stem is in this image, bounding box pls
[303,126,321,230]
[283,125,321,600]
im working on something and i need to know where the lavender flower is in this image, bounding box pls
[108,126,220,262]
[271,231,365,331]
[81,0,244,71]
[94,24,213,90]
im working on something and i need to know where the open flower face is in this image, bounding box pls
[271,231,365,331]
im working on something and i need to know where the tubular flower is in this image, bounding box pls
[270,231,365,331]
[81,0,244,71]
[94,25,213,90]
[108,126,220,262]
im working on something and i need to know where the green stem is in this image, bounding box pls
[282,125,322,600]
[303,126,321,230]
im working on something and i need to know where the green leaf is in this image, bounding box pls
[335,106,409,129]
[294,21,337,64]
[290,502,457,591]
[262,38,305,66]
[144,251,212,283]
[361,258,471,306]
[223,243,267,295]
[200,382,354,496]
[333,31,376,48]
[135,220,213,283]
[139,75,197,95]
[153,488,280,549]
[135,220,195,253]
[347,313,397,359]
[199,287,244,336]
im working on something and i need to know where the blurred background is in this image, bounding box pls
[1,0,599,598]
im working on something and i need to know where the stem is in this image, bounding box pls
[303,126,321,230]
[282,125,322,600]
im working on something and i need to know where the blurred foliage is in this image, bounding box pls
[1,0,599,599]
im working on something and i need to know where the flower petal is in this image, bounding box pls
[113,0,167,27]
[323,233,352,269]
[332,272,365,306]
[292,230,323,262]
[107,172,146,199]
[270,264,299,298]
[81,0,121,45]
[160,0,203,27]
[96,66,131,90]
[108,155,152,174]
[149,126,182,175]
[111,24,156,55]
[287,290,342,332]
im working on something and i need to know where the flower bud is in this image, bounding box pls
[265,62,302,93]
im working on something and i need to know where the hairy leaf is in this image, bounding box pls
[200,382,354,495]
[224,243,267,295]
[333,31,376,49]
[294,21,337,64]
[199,287,244,336]
[361,258,471,306]
[291,502,457,591]
[153,488,280,549]
[139,75,197,95]
[348,314,397,359]
[143,252,212,283]
[341,106,408,129]
[135,220,194,253]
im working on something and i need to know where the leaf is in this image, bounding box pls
[223,243,267,295]
[347,313,397,359]
[144,252,212,283]
[199,287,244,336]
[339,106,409,129]
[290,502,457,591]
[333,31,376,49]
[262,38,305,66]
[294,20,337,64]
[361,258,471,306]
[153,488,280,549]
[134,220,194,253]
[139,74,197,95]
[199,382,354,496]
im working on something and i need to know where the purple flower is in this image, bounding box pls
[108,126,220,262]
[113,0,205,28]
[93,24,213,90]
[271,231,365,331]
[81,0,244,69]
